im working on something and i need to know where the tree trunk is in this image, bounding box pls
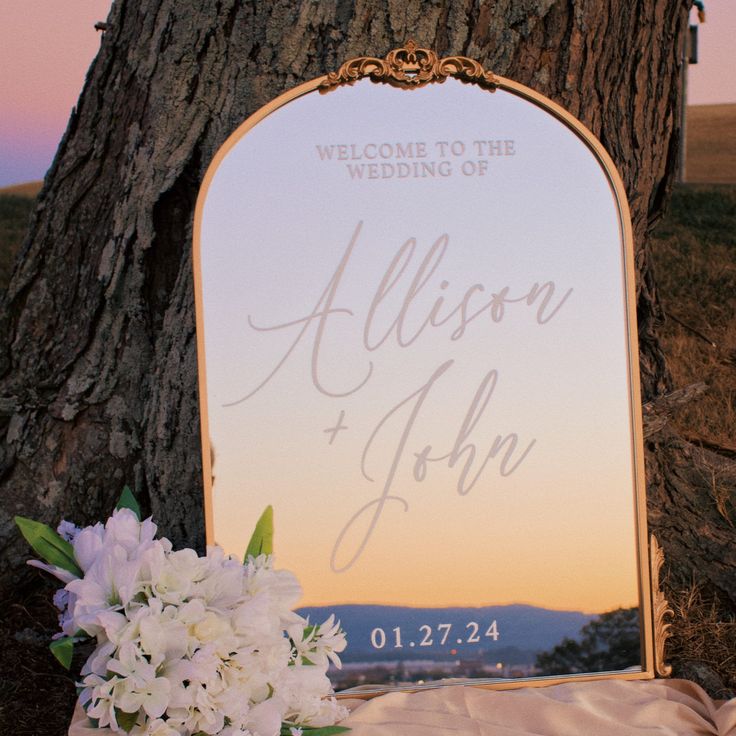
[3,0,732,623]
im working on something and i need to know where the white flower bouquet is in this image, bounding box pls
[16,489,349,736]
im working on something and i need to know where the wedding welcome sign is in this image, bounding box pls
[194,44,655,693]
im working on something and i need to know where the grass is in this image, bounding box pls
[0,181,41,292]
[667,584,736,698]
[650,184,736,453]
[650,183,736,695]
[0,195,36,290]
[0,181,43,198]
[685,104,736,184]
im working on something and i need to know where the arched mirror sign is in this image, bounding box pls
[194,44,655,694]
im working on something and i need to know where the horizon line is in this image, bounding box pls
[296,600,640,617]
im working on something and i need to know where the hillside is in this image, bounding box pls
[0,181,43,198]
[686,104,736,184]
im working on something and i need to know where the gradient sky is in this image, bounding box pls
[0,1,734,188]
[0,1,111,187]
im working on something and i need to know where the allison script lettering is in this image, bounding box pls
[224,221,573,405]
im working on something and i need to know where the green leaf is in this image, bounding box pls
[14,516,82,577]
[282,725,351,736]
[49,637,74,669]
[115,708,139,733]
[115,486,141,520]
[245,505,274,561]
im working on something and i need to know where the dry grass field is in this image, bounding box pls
[0,180,43,198]
[651,185,736,450]
[650,184,736,696]
[649,105,736,696]
[685,104,736,184]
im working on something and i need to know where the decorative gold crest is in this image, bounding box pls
[650,534,673,677]
[320,40,498,93]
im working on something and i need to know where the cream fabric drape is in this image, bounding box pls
[70,679,736,736]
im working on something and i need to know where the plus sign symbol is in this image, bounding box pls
[323,410,348,445]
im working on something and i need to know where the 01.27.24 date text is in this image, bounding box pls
[370,621,500,650]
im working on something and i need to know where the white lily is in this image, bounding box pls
[107,642,171,719]
[138,602,189,665]
[66,544,145,636]
[71,522,105,572]
[104,508,157,554]
[83,673,125,731]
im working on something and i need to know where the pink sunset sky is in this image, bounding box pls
[1,1,735,188]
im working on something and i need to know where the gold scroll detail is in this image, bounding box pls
[650,533,673,677]
[319,40,498,93]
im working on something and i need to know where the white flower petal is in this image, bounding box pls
[27,559,77,584]
[72,523,105,572]
[246,698,283,736]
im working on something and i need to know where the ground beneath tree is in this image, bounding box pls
[0,582,78,736]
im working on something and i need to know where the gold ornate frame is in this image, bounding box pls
[319,39,498,91]
[193,41,668,694]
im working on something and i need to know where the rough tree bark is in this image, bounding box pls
[2,0,733,622]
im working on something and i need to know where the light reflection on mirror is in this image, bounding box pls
[196,76,646,690]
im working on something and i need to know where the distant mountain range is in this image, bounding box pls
[297,604,595,662]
